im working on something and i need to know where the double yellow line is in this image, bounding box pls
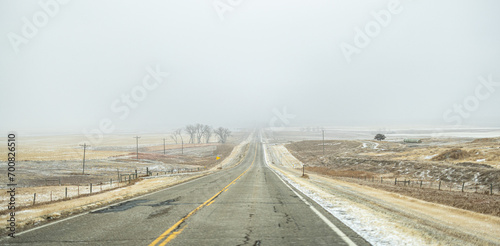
[149,144,257,246]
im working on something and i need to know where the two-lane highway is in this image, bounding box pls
[2,142,369,245]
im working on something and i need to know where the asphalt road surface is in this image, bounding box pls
[3,142,369,245]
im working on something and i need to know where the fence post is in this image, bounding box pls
[33,193,36,205]
[394,178,397,185]
[65,187,68,199]
[438,181,441,190]
[90,183,92,194]
[420,180,422,188]
[135,169,138,179]
[146,167,149,176]
[462,182,464,192]
[50,191,52,202]
[491,184,493,195]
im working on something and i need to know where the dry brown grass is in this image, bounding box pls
[339,177,500,217]
[432,148,471,161]
[0,134,177,161]
[299,163,500,217]
[287,139,500,217]
[306,166,376,178]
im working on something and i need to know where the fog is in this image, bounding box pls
[1,0,499,134]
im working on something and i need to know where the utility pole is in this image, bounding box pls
[322,130,325,155]
[163,138,166,154]
[134,136,141,159]
[179,134,184,155]
[79,143,90,174]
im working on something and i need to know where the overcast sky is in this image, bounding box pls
[1,0,499,134]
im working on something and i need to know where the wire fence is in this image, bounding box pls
[340,175,499,195]
[0,167,207,212]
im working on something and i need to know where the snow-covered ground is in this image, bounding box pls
[361,141,379,150]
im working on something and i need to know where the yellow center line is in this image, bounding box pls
[149,144,258,246]
[158,224,187,246]
[206,199,216,207]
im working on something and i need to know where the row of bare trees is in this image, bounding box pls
[170,124,231,144]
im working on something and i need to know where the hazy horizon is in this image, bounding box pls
[2,1,499,134]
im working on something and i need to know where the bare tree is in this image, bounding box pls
[195,123,204,144]
[170,128,182,144]
[214,127,231,143]
[170,132,178,144]
[185,125,196,144]
[202,125,213,143]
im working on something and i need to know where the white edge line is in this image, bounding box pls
[262,143,358,246]
[12,172,212,238]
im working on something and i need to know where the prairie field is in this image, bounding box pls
[0,132,245,189]
[264,128,500,217]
